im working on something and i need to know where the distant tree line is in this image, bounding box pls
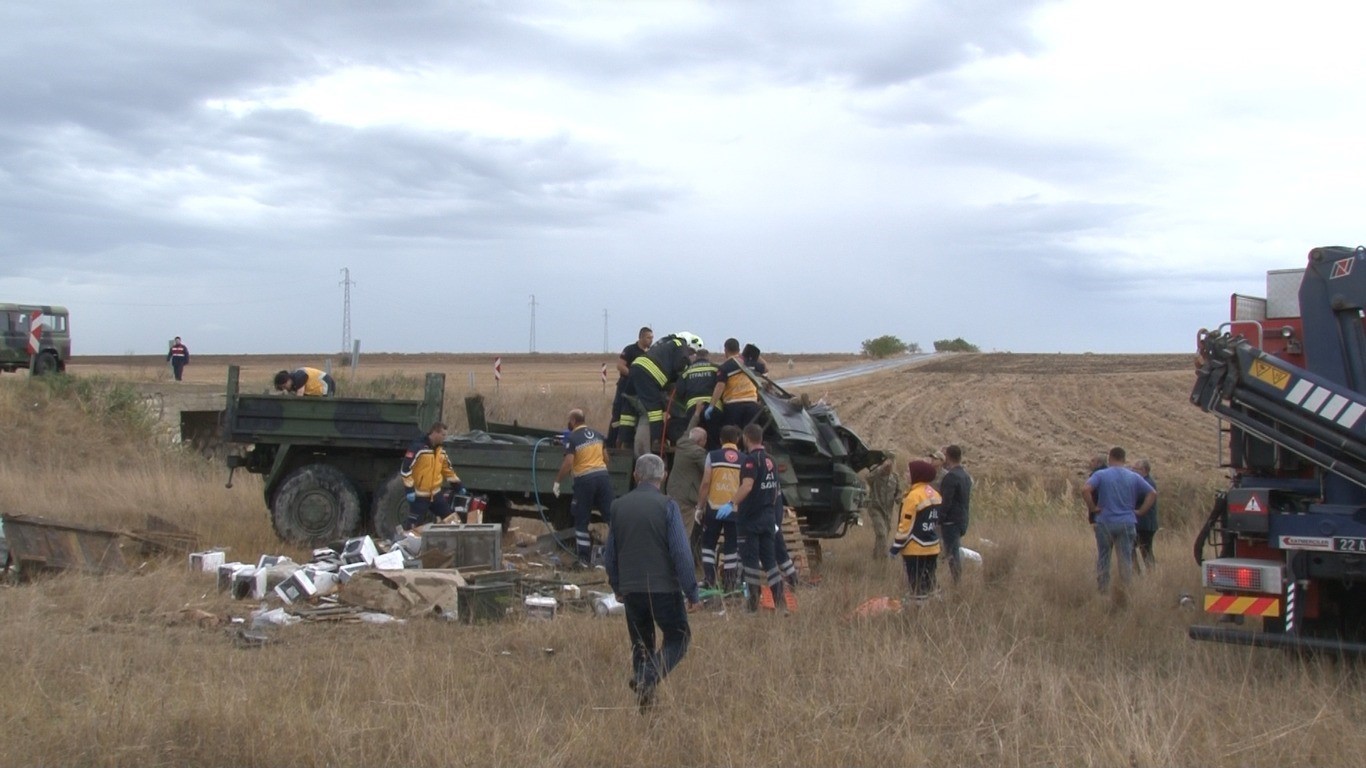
[861,335,921,358]
[933,337,980,353]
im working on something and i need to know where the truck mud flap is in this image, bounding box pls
[1189,625,1366,656]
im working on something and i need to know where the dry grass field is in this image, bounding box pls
[1,353,1362,767]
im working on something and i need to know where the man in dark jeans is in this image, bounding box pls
[939,444,972,585]
[603,453,700,712]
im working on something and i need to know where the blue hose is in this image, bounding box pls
[530,436,578,558]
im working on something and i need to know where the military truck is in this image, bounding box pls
[222,364,883,547]
[0,304,69,375]
[221,365,632,545]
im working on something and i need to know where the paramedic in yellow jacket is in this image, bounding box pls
[891,459,942,599]
[400,421,466,534]
[553,408,615,567]
[273,367,337,397]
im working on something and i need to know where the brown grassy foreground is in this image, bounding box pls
[2,356,1364,767]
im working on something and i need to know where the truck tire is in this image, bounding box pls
[271,464,362,546]
[31,352,58,376]
[371,474,409,541]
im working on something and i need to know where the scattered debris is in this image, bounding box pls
[847,596,903,620]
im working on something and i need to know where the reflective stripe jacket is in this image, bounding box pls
[400,437,460,497]
[893,482,942,557]
[631,336,692,387]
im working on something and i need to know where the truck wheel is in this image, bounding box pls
[271,464,362,546]
[31,353,58,376]
[371,474,409,541]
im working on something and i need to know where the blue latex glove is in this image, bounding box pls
[715,502,734,520]
[405,490,417,504]
[558,430,571,444]
[451,483,467,497]
[704,404,715,420]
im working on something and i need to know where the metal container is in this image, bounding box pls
[421,524,502,571]
[457,582,514,624]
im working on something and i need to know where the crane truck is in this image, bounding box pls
[1189,245,1366,654]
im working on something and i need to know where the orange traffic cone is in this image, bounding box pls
[783,587,798,613]
[759,585,775,610]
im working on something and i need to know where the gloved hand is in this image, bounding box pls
[552,482,561,498]
[694,506,704,525]
[451,483,467,497]
[704,404,715,420]
[888,546,899,558]
[558,430,571,444]
[716,502,733,520]
[405,490,417,504]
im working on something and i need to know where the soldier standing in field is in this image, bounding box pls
[166,336,189,381]
[864,452,903,560]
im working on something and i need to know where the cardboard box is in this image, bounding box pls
[189,549,226,573]
[525,595,557,620]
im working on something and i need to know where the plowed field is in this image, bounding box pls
[819,352,1218,485]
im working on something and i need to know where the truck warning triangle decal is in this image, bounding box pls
[1244,496,1263,513]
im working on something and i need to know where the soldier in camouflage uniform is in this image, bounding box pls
[865,452,904,560]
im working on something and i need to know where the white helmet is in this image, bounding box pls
[675,331,703,351]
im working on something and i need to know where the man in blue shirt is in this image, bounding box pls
[1082,446,1156,593]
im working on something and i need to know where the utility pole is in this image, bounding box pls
[529,294,537,353]
[603,309,609,353]
[339,267,354,354]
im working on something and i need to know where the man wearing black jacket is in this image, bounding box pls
[939,444,972,586]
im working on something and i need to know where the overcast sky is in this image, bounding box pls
[3,0,1364,356]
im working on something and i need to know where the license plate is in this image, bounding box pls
[1334,537,1366,553]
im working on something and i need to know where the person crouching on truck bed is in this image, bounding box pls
[553,408,615,567]
[399,422,467,536]
[891,460,942,601]
[273,367,336,397]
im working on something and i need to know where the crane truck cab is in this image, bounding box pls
[1190,245,1366,654]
